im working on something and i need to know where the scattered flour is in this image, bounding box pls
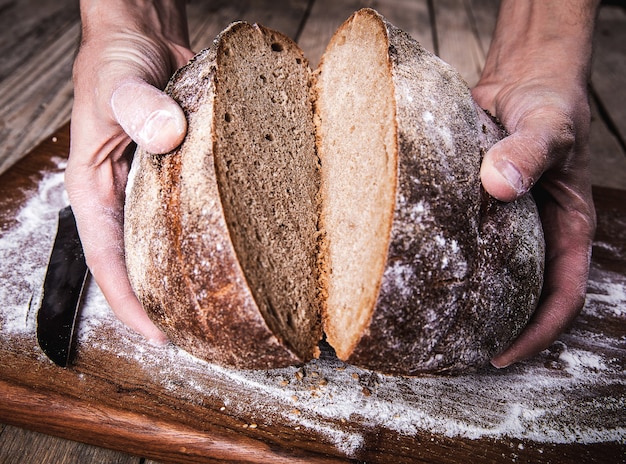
[584,268,626,318]
[75,276,625,454]
[1,160,625,458]
[0,159,68,335]
[558,348,607,375]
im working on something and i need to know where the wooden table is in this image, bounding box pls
[1,1,625,463]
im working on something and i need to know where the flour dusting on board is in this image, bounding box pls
[1,161,625,458]
[0,159,68,336]
[76,292,625,452]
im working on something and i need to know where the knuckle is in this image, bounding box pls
[550,111,577,152]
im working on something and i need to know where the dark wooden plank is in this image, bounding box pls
[0,0,78,175]
[590,96,626,189]
[186,0,311,52]
[431,0,488,87]
[592,3,626,147]
[0,425,141,464]
[0,0,79,82]
[297,0,371,68]
[466,0,500,62]
[0,380,346,464]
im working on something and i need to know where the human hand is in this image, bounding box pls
[65,0,194,344]
[473,0,599,367]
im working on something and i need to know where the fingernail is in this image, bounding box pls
[148,334,170,347]
[495,159,525,194]
[490,359,510,369]
[138,109,177,146]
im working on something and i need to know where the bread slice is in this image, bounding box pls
[316,9,544,374]
[125,9,544,374]
[125,22,322,369]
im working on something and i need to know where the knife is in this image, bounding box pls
[37,205,89,367]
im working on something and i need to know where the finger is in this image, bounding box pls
[480,109,577,202]
[491,185,594,367]
[480,130,548,202]
[111,80,186,154]
[490,256,587,368]
[65,154,169,346]
[89,235,170,346]
[491,286,584,368]
[77,194,169,346]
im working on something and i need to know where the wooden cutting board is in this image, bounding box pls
[0,123,624,464]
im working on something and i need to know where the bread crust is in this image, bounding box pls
[333,10,545,374]
[126,10,544,375]
[125,23,311,369]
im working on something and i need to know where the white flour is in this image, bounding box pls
[1,159,624,457]
[0,158,68,336]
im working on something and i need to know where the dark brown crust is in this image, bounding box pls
[126,11,544,374]
[341,9,545,374]
[125,23,304,369]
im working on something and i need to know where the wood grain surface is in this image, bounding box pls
[0,118,624,464]
[1,0,625,463]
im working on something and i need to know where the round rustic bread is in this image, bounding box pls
[125,22,322,369]
[126,9,545,375]
[315,9,545,374]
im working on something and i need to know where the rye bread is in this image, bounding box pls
[316,9,544,374]
[125,9,545,374]
[124,22,322,369]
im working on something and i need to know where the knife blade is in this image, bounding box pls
[37,205,89,367]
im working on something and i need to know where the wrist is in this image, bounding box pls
[79,0,189,47]
[481,0,599,87]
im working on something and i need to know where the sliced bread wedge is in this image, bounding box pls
[316,9,544,374]
[125,22,322,369]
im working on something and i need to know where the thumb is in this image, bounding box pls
[480,126,550,202]
[111,80,186,154]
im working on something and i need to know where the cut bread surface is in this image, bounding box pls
[315,10,398,360]
[213,23,321,361]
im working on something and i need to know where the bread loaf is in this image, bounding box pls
[125,22,322,369]
[125,9,544,374]
[316,9,544,374]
